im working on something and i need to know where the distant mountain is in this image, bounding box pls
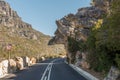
[0,0,65,60]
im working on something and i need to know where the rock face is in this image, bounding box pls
[92,0,112,12]
[50,6,106,45]
[49,0,117,79]
[75,51,89,68]
[49,0,111,68]
[0,0,36,39]
[49,6,106,45]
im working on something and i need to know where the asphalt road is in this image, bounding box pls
[2,58,87,80]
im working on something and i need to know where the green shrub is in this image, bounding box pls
[67,37,80,53]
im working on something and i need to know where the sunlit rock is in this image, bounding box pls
[9,59,17,73]
[49,0,108,66]
[0,62,3,77]
[1,60,8,74]
[30,57,36,65]
[41,57,45,61]
[23,56,30,67]
[15,57,24,70]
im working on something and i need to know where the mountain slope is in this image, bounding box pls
[0,0,65,60]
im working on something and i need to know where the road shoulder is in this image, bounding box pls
[65,62,99,80]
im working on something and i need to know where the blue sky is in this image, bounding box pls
[6,0,91,36]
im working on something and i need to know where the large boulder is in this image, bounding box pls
[30,57,36,65]
[49,4,106,65]
[75,52,90,69]
[15,57,24,70]
[80,60,90,69]
[8,59,17,73]
[22,56,30,67]
[81,52,90,69]
[41,57,45,61]
[75,51,82,66]
[104,66,120,80]
[1,60,8,74]
[0,62,3,77]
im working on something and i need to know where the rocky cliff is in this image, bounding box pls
[50,0,112,44]
[0,0,42,40]
[49,0,110,62]
[49,0,112,76]
[0,0,65,60]
[50,0,120,79]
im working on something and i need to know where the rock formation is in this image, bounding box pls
[50,0,120,79]
[15,57,24,70]
[49,0,112,67]
[9,59,17,72]
[0,0,32,38]
[0,56,38,78]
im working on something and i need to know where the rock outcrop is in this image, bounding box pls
[49,0,119,79]
[91,0,112,13]
[0,0,32,39]
[50,5,108,45]
[49,0,112,68]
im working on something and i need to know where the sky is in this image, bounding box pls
[6,0,91,36]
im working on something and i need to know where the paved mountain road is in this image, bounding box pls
[2,58,86,80]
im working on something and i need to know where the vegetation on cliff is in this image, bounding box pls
[66,0,120,74]
[48,0,119,79]
[86,0,120,73]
